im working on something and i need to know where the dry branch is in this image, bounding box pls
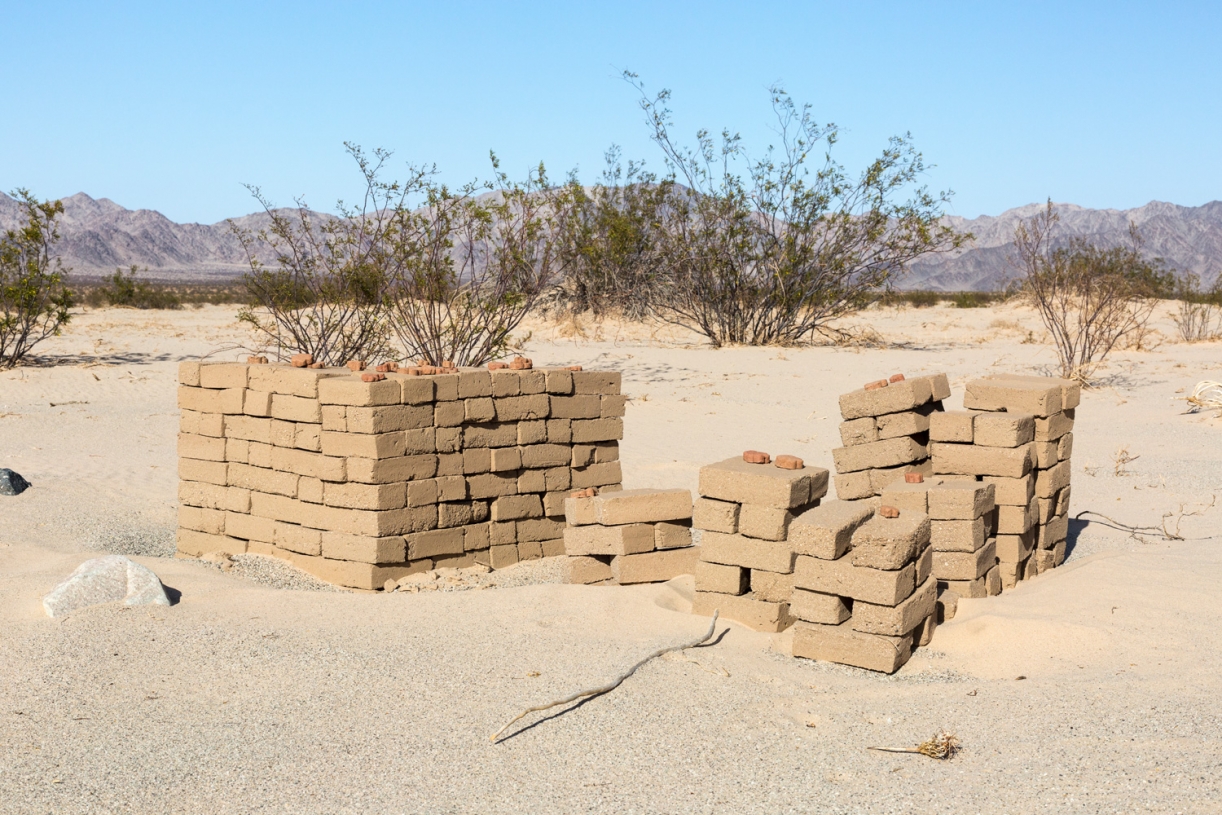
[489,610,719,743]
[869,730,960,760]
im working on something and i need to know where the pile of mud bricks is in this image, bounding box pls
[563,489,698,585]
[175,360,624,589]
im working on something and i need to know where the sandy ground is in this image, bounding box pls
[2,302,1220,814]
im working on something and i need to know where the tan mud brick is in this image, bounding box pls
[269,393,321,424]
[222,511,274,543]
[179,505,226,535]
[248,365,342,399]
[542,368,573,395]
[463,523,491,551]
[929,516,986,552]
[839,377,933,421]
[737,505,792,541]
[571,461,622,489]
[457,370,492,398]
[431,374,459,401]
[467,472,519,500]
[434,427,462,454]
[521,443,572,468]
[850,514,931,570]
[931,441,1034,478]
[1055,485,1072,517]
[693,498,739,533]
[749,569,793,603]
[402,428,436,456]
[548,395,602,419]
[655,521,693,550]
[1035,411,1074,442]
[277,552,386,591]
[199,363,249,390]
[396,376,435,405]
[544,467,571,492]
[1038,514,1069,548]
[789,589,851,625]
[407,528,465,560]
[176,528,247,558]
[929,411,974,443]
[1034,440,1058,469]
[490,370,521,397]
[321,532,406,564]
[179,432,227,462]
[546,419,571,443]
[488,544,519,569]
[179,386,245,415]
[225,438,250,464]
[346,405,432,434]
[699,531,794,574]
[346,454,437,485]
[1033,548,1056,573]
[915,545,933,584]
[464,397,496,423]
[490,447,521,472]
[244,390,273,417]
[1057,431,1074,461]
[318,376,400,407]
[564,494,599,526]
[915,613,937,647]
[852,576,936,637]
[179,361,202,387]
[566,555,613,584]
[972,412,1035,448]
[789,500,875,560]
[438,501,473,528]
[936,587,959,622]
[246,442,272,469]
[224,414,272,444]
[269,419,296,448]
[692,591,792,633]
[572,370,621,395]
[695,561,748,595]
[271,447,346,481]
[515,540,543,561]
[700,457,825,510]
[571,444,595,468]
[996,529,1035,562]
[595,488,692,525]
[571,418,623,443]
[612,547,700,584]
[1023,553,1041,579]
[489,521,516,546]
[465,423,518,448]
[963,378,1062,417]
[179,482,250,513]
[1051,538,1067,566]
[876,407,933,440]
[516,469,545,493]
[870,461,932,495]
[298,475,325,504]
[999,560,1022,590]
[463,447,491,475]
[324,481,407,511]
[996,501,1035,535]
[540,537,565,557]
[833,470,874,501]
[433,401,465,427]
[601,394,627,418]
[321,431,405,459]
[564,523,655,556]
[981,474,1035,506]
[406,479,438,507]
[832,436,925,474]
[939,572,988,599]
[915,372,952,401]
[543,491,567,517]
[493,394,550,422]
[793,554,915,606]
[180,409,224,438]
[179,457,229,486]
[839,417,878,447]
[295,424,322,452]
[517,518,566,542]
[932,538,996,581]
[879,480,931,514]
[273,522,322,556]
[1037,494,1059,524]
[992,373,1081,410]
[792,621,911,674]
[1036,459,1072,498]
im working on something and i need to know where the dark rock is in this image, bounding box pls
[0,469,30,496]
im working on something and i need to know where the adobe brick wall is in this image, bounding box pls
[175,360,623,589]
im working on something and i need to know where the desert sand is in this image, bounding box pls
[2,302,1220,813]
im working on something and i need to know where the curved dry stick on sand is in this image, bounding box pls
[489,610,720,743]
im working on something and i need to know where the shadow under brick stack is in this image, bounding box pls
[930,374,1077,589]
[790,504,936,674]
[563,488,697,584]
[832,373,951,500]
[176,359,624,589]
[691,452,830,632]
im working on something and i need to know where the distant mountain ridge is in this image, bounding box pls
[2,191,1220,289]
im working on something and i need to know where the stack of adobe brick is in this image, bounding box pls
[929,375,1077,587]
[690,452,830,632]
[562,488,698,584]
[832,373,951,500]
[176,359,624,589]
[789,504,937,674]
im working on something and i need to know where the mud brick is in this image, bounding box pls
[539,537,565,557]
[546,419,572,443]
[323,481,406,511]
[972,412,1035,448]
[936,587,959,622]
[786,501,872,560]
[564,523,654,556]
[492,394,550,422]
[179,505,226,535]
[247,366,341,399]
[996,528,1035,562]
[600,394,628,418]
[549,395,602,419]
[611,547,700,584]
[393,376,434,405]
[564,494,599,526]
[750,569,794,603]
[692,591,792,633]
[280,553,393,591]
[833,470,874,501]
[464,423,518,448]
[981,474,1035,507]
[543,492,567,517]
[926,478,992,520]
[320,431,405,459]
[267,419,295,448]
[964,378,1062,417]
[490,447,521,472]
[699,531,794,573]
[179,361,202,387]
[179,432,228,463]
[462,522,490,551]
[198,363,248,390]
[489,521,516,546]
[789,589,851,625]
[345,405,431,434]
[839,417,878,447]
[876,407,934,440]
[1037,494,1059,524]
[434,502,472,528]
[516,469,545,493]
[939,571,988,600]
[1055,486,1072,516]
[929,411,974,443]
[430,374,458,401]
[695,561,748,595]
[992,373,1081,410]
[243,390,272,417]
[735,505,789,541]
[517,518,565,542]
[654,521,693,550]
[521,443,572,468]
[405,478,439,507]
[792,621,911,674]
[462,447,491,475]
[872,461,933,496]
[597,441,621,462]
[179,481,250,513]
[434,428,462,454]
[594,488,692,525]
[915,544,933,584]
[996,501,1035,535]
[299,475,325,503]
[512,420,544,445]
[294,424,321,453]
[266,394,318,424]
[224,511,275,542]
[793,555,915,606]
[346,454,437,485]
[1023,553,1041,579]
[433,401,465,427]
[317,376,400,407]
[408,528,466,560]
[1032,441,1057,469]
[490,370,521,397]
[852,576,936,637]
[832,436,925,474]
[1039,513,1069,548]
[268,447,341,481]
[245,442,272,469]
[566,555,613,584]
[489,494,540,522]
[225,438,250,464]
[513,540,542,561]
[543,368,573,395]
[850,514,930,570]
[572,371,621,395]
[571,418,623,443]
[181,409,224,438]
[318,405,346,433]
[839,377,933,421]
[274,522,322,556]
[700,457,825,510]
[1051,538,1067,566]
[1035,411,1074,443]
[179,386,245,415]
[1036,459,1072,498]
[458,370,493,398]
[176,528,247,558]
[571,444,595,467]
[693,498,739,533]
[1057,431,1074,461]
[571,461,622,489]
[917,373,952,401]
[460,397,494,423]
[929,516,987,552]
[179,457,229,486]
[931,538,995,581]
[543,467,571,492]
[1033,548,1056,573]
[932,441,1034,478]
[880,480,931,514]
[915,613,937,647]
[998,560,1022,590]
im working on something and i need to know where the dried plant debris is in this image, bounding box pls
[868,730,960,760]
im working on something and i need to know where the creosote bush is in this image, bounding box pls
[0,189,73,368]
[1170,273,1222,342]
[100,266,183,309]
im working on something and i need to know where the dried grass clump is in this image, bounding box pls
[1187,381,1222,415]
[869,730,960,760]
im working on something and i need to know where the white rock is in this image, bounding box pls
[42,555,170,618]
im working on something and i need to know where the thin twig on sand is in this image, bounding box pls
[489,611,720,743]
[1076,495,1216,542]
[868,731,960,760]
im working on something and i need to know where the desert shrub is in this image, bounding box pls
[100,266,182,309]
[953,292,983,308]
[1015,202,1175,381]
[0,190,73,368]
[628,76,967,347]
[231,144,411,365]
[905,290,943,308]
[1170,273,1222,342]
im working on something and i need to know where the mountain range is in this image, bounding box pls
[2,191,1220,290]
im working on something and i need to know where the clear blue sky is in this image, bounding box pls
[2,1,1218,224]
